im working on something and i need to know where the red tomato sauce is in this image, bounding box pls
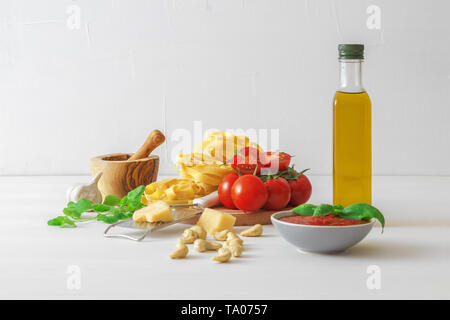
[279,214,369,226]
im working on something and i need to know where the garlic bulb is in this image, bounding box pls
[66,172,103,204]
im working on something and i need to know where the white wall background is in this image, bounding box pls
[1,0,449,176]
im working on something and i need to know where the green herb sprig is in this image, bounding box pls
[292,202,385,231]
[47,185,146,228]
[259,166,309,182]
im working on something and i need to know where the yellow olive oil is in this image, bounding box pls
[333,92,371,206]
[333,44,371,207]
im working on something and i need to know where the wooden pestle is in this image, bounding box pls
[128,129,166,161]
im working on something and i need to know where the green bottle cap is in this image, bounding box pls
[338,44,364,59]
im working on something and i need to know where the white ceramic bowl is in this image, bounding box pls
[271,210,375,254]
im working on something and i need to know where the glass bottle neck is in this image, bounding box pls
[338,59,364,93]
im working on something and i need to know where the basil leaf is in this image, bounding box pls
[63,207,81,219]
[62,198,93,219]
[340,203,385,231]
[113,211,133,220]
[97,208,133,224]
[67,201,76,208]
[75,198,92,214]
[48,216,76,228]
[110,207,127,218]
[103,195,121,206]
[313,204,333,216]
[332,204,344,216]
[292,204,316,216]
[92,204,111,212]
[126,185,145,212]
[119,196,128,207]
[97,214,120,224]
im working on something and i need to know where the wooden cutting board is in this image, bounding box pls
[182,206,292,226]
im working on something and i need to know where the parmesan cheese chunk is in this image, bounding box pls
[133,200,173,223]
[196,208,236,235]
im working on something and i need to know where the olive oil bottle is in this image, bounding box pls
[333,44,372,206]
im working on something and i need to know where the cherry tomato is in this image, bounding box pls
[263,152,291,172]
[230,155,259,175]
[263,177,291,210]
[231,149,262,175]
[288,173,312,206]
[218,173,239,209]
[231,175,268,212]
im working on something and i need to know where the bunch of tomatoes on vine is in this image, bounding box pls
[218,147,312,212]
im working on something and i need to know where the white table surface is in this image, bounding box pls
[0,175,449,299]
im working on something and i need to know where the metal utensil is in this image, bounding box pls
[103,191,219,241]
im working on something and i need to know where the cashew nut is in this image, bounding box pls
[213,229,229,241]
[224,242,244,257]
[225,238,243,247]
[180,225,207,244]
[180,228,198,244]
[194,239,223,252]
[226,232,243,245]
[240,224,263,237]
[190,225,207,240]
[170,242,188,259]
[211,247,232,263]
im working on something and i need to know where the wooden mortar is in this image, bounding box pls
[90,130,165,198]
